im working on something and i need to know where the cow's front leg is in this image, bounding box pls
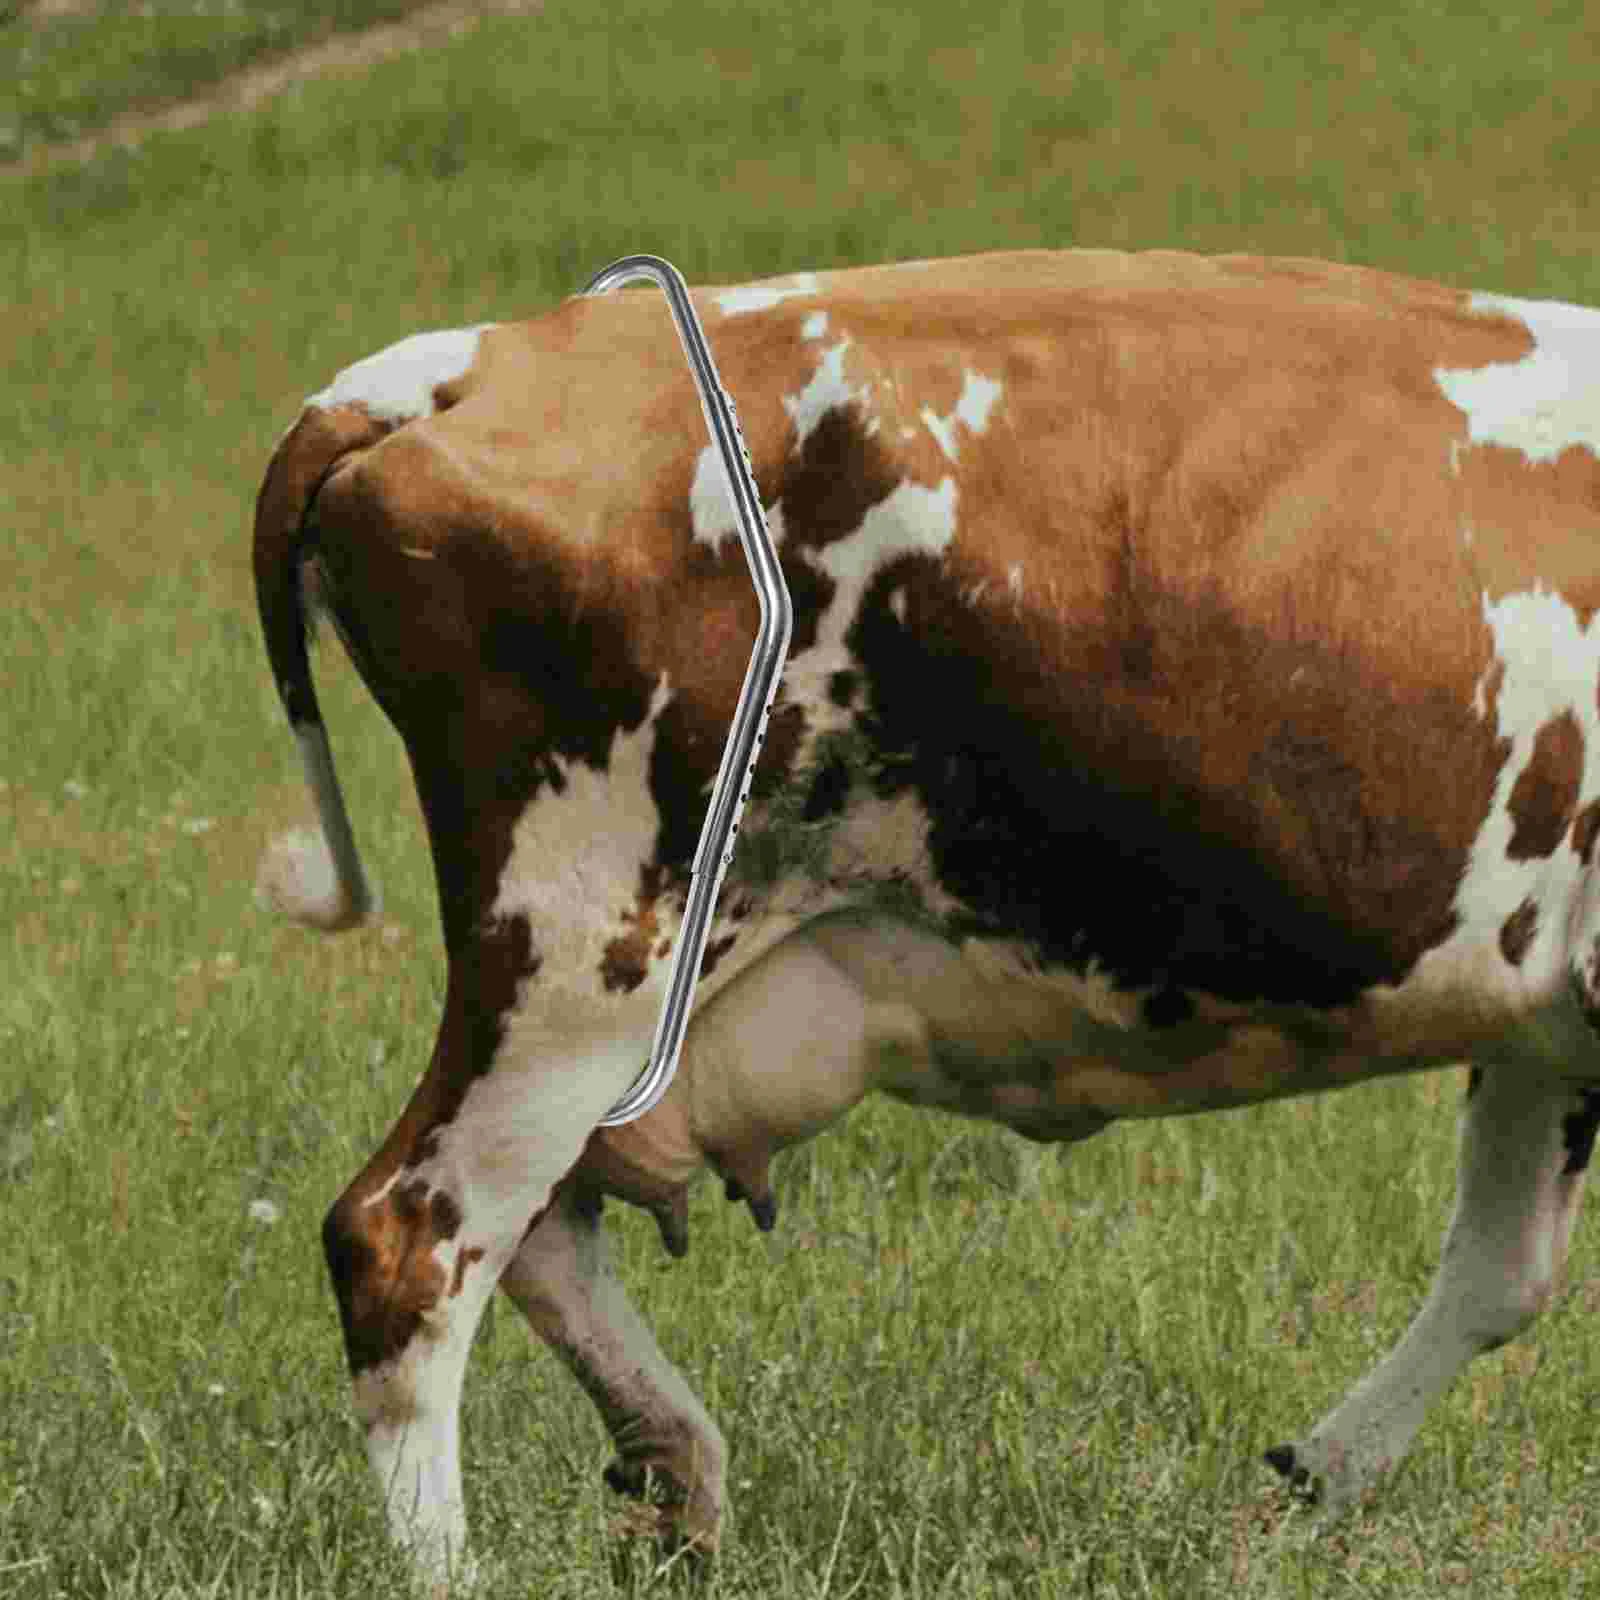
[323,938,656,1594]
[1267,1066,1600,1510]
[500,1181,727,1549]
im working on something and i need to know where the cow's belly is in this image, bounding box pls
[797,911,1579,1140]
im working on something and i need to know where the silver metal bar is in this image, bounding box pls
[583,254,794,1127]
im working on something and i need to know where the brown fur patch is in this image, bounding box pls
[1499,898,1539,966]
[851,542,1500,1003]
[429,1187,462,1239]
[602,866,666,995]
[777,405,901,554]
[450,1246,485,1298]
[601,932,652,994]
[1571,798,1600,865]
[325,1177,457,1372]
[1507,711,1583,861]
[700,933,737,978]
[1453,448,1600,625]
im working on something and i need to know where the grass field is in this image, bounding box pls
[5,2,1600,1595]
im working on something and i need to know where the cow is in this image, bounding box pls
[253,248,1600,1591]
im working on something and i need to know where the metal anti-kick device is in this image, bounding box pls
[583,255,794,1128]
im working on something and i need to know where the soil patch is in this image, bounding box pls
[13,0,541,178]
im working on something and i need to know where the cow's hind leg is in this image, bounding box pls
[322,939,660,1593]
[500,1183,727,1549]
[495,926,911,1552]
[1267,1066,1600,1509]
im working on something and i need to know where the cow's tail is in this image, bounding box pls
[252,407,386,933]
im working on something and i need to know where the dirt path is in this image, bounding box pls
[14,0,542,178]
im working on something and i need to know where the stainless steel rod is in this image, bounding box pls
[583,255,794,1127]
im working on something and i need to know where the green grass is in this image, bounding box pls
[5,1,1600,1594]
[1,0,437,163]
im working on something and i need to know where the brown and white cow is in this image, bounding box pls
[254,249,1600,1589]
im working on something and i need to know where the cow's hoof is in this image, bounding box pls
[1264,1443,1318,1502]
[603,1461,721,1562]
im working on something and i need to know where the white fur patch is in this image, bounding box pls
[920,370,1003,463]
[786,478,959,746]
[254,825,344,928]
[801,311,829,340]
[689,445,784,554]
[356,1294,478,1592]
[491,678,674,993]
[716,273,822,317]
[689,445,741,552]
[1389,583,1600,1017]
[307,325,492,425]
[1435,294,1600,464]
[419,991,665,1246]
[784,341,867,453]
[921,409,958,465]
